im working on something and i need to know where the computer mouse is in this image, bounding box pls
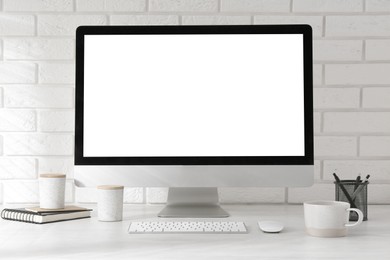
[258,221,284,233]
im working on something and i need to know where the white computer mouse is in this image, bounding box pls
[258,221,284,233]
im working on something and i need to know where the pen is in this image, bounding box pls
[333,173,358,208]
[354,174,361,192]
[351,174,370,200]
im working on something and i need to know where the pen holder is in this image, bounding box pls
[335,180,368,221]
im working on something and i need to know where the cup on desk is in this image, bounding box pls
[97,185,124,222]
[39,173,66,209]
[335,180,368,221]
[304,201,363,237]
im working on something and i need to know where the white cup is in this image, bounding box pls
[97,185,124,222]
[304,200,363,237]
[39,173,66,209]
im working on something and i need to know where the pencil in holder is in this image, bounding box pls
[335,180,368,221]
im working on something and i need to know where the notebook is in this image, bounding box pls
[1,208,91,224]
[25,205,92,214]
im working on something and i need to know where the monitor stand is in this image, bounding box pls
[158,187,229,218]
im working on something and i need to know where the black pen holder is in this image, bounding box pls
[335,180,368,221]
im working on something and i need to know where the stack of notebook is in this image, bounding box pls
[1,206,92,224]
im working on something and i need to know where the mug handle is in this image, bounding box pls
[345,208,363,227]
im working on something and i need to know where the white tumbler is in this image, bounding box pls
[39,173,66,209]
[97,185,124,222]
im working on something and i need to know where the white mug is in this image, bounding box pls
[39,173,66,209]
[304,200,363,237]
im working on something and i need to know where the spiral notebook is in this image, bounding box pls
[1,208,91,224]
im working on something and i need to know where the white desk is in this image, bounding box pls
[0,204,389,259]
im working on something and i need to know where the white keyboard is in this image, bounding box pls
[128,221,247,234]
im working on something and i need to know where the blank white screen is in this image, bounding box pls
[83,34,305,157]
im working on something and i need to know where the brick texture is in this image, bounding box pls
[0,158,36,179]
[38,63,75,84]
[0,15,35,36]
[182,15,251,25]
[0,63,36,83]
[293,0,363,12]
[4,39,74,60]
[313,40,362,61]
[4,0,73,12]
[363,88,390,108]
[324,112,390,133]
[360,137,390,157]
[4,134,74,156]
[76,0,146,12]
[365,40,390,61]
[0,110,36,132]
[4,86,73,108]
[110,15,178,25]
[326,64,390,85]
[38,110,74,132]
[326,16,390,37]
[38,157,74,178]
[221,0,290,12]
[150,0,218,12]
[38,15,107,36]
[314,136,357,157]
[314,88,360,109]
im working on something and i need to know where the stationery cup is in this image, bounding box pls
[335,180,368,221]
[97,185,124,222]
[39,173,66,209]
[304,201,363,237]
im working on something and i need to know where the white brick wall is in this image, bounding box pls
[0,62,36,83]
[221,0,290,12]
[3,0,73,12]
[324,112,390,133]
[4,39,74,60]
[0,158,36,179]
[4,134,73,156]
[0,110,36,132]
[111,15,179,25]
[326,15,390,37]
[314,136,357,157]
[38,15,107,35]
[38,63,75,84]
[150,0,217,12]
[0,0,389,205]
[4,85,73,108]
[363,88,390,108]
[365,40,390,61]
[293,0,363,13]
[360,137,390,156]
[182,15,251,25]
[313,40,362,61]
[38,110,74,132]
[314,88,360,109]
[0,15,35,36]
[77,0,146,12]
[326,64,390,85]
[38,157,74,178]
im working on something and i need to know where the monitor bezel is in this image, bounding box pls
[75,25,313,166]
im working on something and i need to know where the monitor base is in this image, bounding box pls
[157,187,229,218]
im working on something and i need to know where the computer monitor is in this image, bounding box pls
[75,25,314,218]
